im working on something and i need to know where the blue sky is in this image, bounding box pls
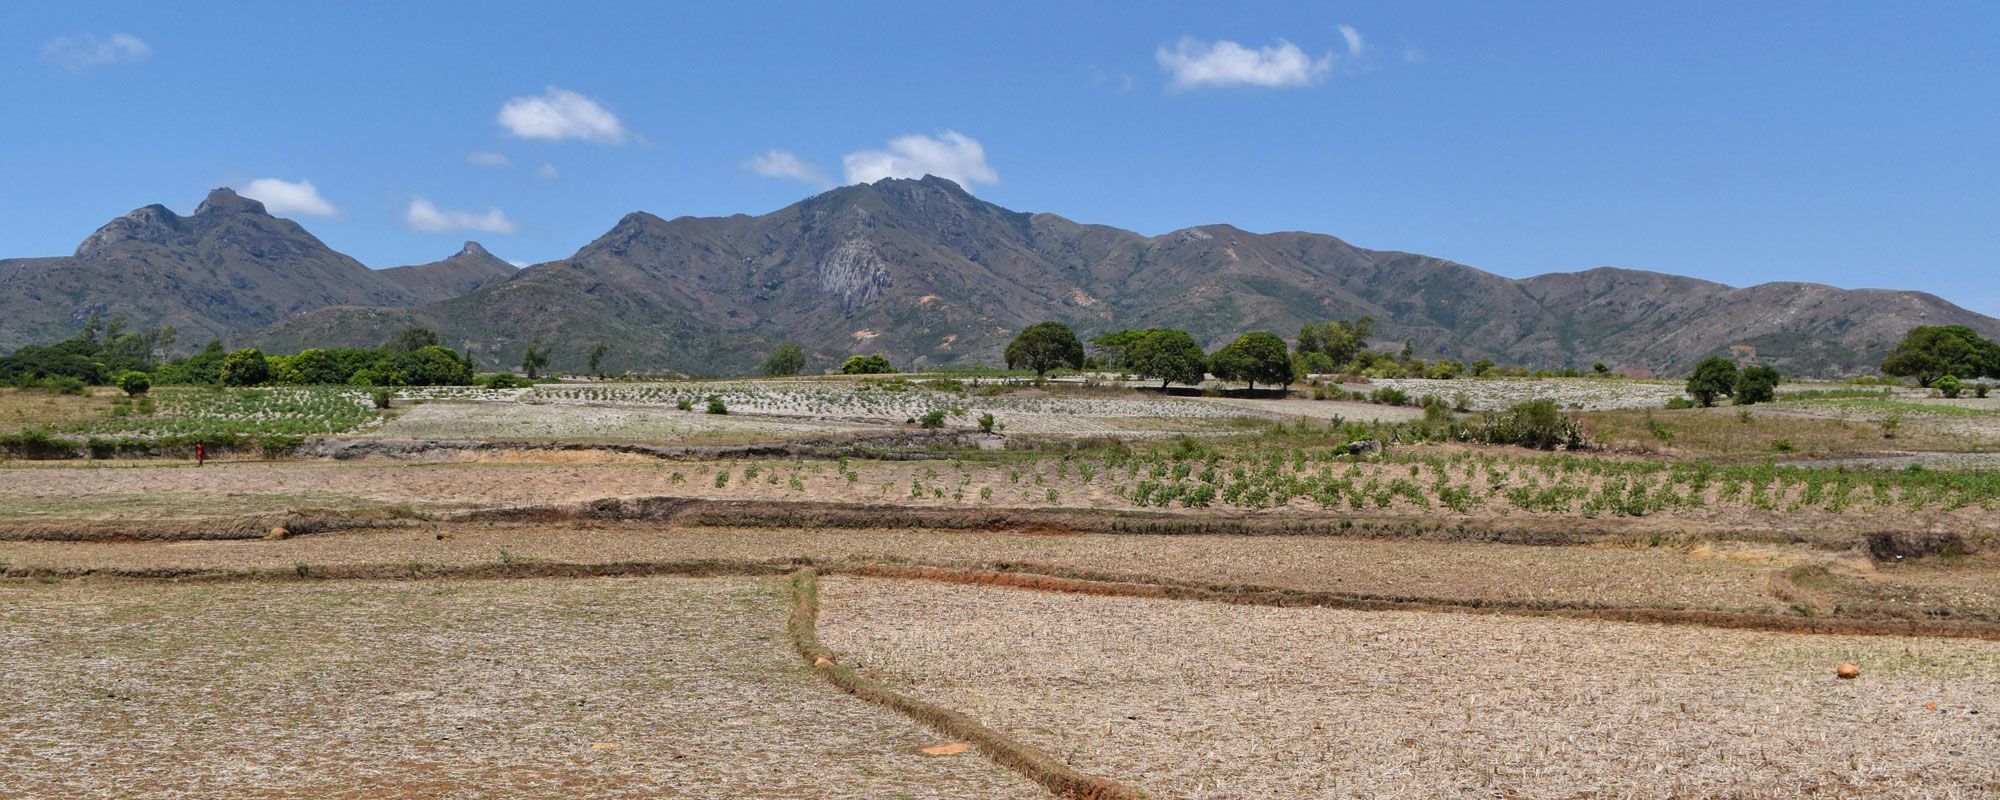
[4,2,1997,314]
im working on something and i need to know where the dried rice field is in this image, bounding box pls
[0,575,1044,799]
[816,577,2000,800]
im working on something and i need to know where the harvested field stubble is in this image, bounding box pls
[0,576,1045,799]
[816,577,2000,800]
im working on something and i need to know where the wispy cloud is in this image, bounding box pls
[842,131,997,191]
[238,178,339,218]
[1338,25,1366,59]
[1156,36,1331,91]
[405,198,516,235]
[536,163,560,180]
[42,33,151,71]
[467,151,510,167]
[743,149,832,187]
[497,86,628,143]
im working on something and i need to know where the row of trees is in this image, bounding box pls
[1880,325,2000,387]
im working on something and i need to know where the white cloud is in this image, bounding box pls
[507,259,530,268]
[536,163,560,180]
[42,33,151,71]
[405,198,517,235]
[1155,36,1332,90]
[497,86,628,143]
[744,149,832,187]
[1338,25,1366,58]
[841,132,997,190]
[238,178,339,218]
[467,151,510,167]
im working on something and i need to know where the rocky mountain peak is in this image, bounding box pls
[457,241,490,258]
[194,187,269,218]
[73,204,183,258]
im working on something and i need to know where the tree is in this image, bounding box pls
[1088,329,1170,369]
[220,348,271,387]
[1004,322,1085,379]
[1592,362,1610,376]
[360,346,475,387]
[1734,365,1780,405]
[1470,359,1496,377]
[839,354,896,375]
[1127,329,1207,390]
[1209,332,1292,390]
[521,341,551,380]
[383,326,442,353]
[1685,356,1739,407]
[1295,317,1374,367]
[588,341,610,376]
[762,343,806,376]
[1881,326,2000,387]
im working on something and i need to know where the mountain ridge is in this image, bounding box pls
[5,179,1994,376]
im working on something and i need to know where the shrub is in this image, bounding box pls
[676,398,693,411]
[839,354,896,375]
[1978,383,1991,399]
[1369,387,1410,406]
[762,343,806,376]
[1734,365,1780,405]
[1470,400,1588,450]
[1772,438,1795,453]
[484,372,525,389]
[1665,396,1694,410]
[45,375,88,396]
[371,389,393,409]
[977,412,996,433]
[705,396,728,415]
[917,410,947,429]
[1937,374,1964,399]
[116,371,151,396]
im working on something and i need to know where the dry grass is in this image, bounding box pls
[0,386,121,433]
[817,576,2000,800]
[0,525,1824,616]
[0,575,1044,799]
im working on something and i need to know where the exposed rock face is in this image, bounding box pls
[816,240,892,311]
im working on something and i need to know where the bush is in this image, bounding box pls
[1978,383,1992,399]
[220,348,272,387]
[1369,387,1410,406]
[44,375,88,396]
[977,412,996,433]
[705,396,728,415]
[839,354,896,375]
[115,371,151,396]
[371,389,393,409]
[1665,396,1694,410]
[1469,400,1588,450]
[484,372,525,389]
[1734,365,1780,405]
[1937,374,1964,399]
[676,398,693,411]
[762,343,806,376]
[917,410,947,429]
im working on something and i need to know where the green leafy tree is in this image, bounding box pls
[521,341,551,380]
[382,326,443,353]
[1004,322,1085,379]
[1470,359,1496,377]
[1209,332,1293,390]
[762,343,807,376]
[1127,329,1207,390]
[1734,365,1780,405]
[587,341,610,376]
[1088,329,1172,369]
[1685,356,1739,408]
[220,348,272,387]
[1295,317,1374,367]
[1592,362,1610,376]
[1881,325,2000,386]
[839,354,896,375]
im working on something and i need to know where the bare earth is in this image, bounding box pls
[0,525,1804,615]
[816,577,2000,800]
[0,575,1043,800]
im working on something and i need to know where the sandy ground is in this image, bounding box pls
[370,400,882,443]
[817,577,2000,800]
[0,526,1808,615]
[0,575,1043,799]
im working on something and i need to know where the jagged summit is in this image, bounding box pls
[194,187,268,217]
[458,241,490,257]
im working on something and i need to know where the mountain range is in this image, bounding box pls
[4,179,1993,377]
